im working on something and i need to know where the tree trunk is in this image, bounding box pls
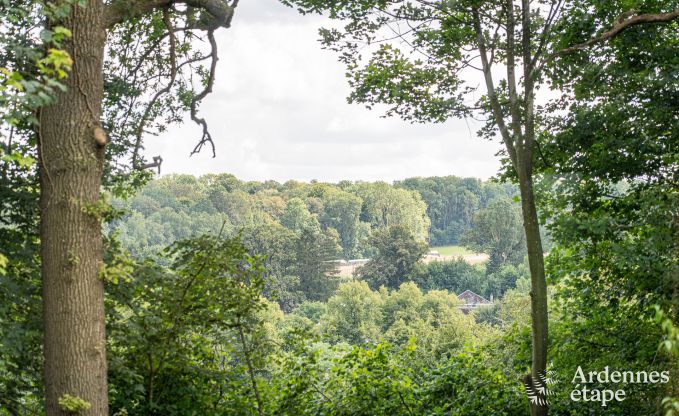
[517,167,548,416]
[39,1,108,414]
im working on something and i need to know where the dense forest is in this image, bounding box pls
[108,174,526,310]
[110,174,518,255]
[1,0,678,415]
[2,167,676,415]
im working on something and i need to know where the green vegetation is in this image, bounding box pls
[1,0,678,415]
[109,174,518,260]
[431,245,476,257]
[102,244,533,416]
[103,174,527,312]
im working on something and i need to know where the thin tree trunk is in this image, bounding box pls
[236,319,264,416]
[474,10,549,412]
[39,1,108,414]
[518,167,548,416]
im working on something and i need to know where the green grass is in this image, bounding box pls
[430,245,476,256]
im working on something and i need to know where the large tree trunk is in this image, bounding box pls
[517,167,549,416]
[39,1,108,414]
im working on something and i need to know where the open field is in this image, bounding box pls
[336,245,488,277]
[430,245,477,257]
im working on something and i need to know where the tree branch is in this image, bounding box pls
[521,0,536,171]
[531,0,563,70]
[189,29,218,157]
[472,7,518,168]
[506,0,524,143]
[132,9,178,168]
[105,0,237,29]
[558,7,679,55]
[106,0,171,27]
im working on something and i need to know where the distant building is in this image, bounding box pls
[457,290,491,314]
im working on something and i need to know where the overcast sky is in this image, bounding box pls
[143,0,503,183]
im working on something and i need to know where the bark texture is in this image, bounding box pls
[39,1,108,414]
[518,169,549,416]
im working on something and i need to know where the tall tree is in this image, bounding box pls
[281,197,319,232]
[284,1,679,413]
[353,182,430,241]
[294,227,342,301]
[319,188,363,258]
[461,199,526,274]
[358,225,428,290]
[2,0,240,414]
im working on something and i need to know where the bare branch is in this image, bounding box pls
[189,29,218,157]
[125,26,194,80]
[558,7,679,55]
[531,0,563,69]
[521,0,536,170]
[127,34,170,80]
[472,7,518,168]
[177,52,214,71]
[139,155,164,174]
[506,0,524,143]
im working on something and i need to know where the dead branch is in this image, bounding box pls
[139,155,163,174]
[189,28,218,157]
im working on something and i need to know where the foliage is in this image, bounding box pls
[357,225,428,290]
[486,264,530,300]
[461,199,526,274]
[110,174,457,259]
[107,234,271,415]
[272,340,418,416]
[272,339,526,416]
[58,394,92,414]
[319,187,363,257]
[281,197,319,232]
[535,6,679,415]
[419,349,527,415]
[1,0,677,413]
[108,174,522,310]
[293,227,342,303]
[547,305,669,415]
[0,103,42,415]
[656,306,679,416]
[321,281,385,345]
[352,182,431,243]
[539,0,679,312]
[0,9,73,409]
[1,0,236,409]
[397,177,517,245]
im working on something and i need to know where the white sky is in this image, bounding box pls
[143,0,503,183]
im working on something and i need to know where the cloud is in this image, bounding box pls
[143,0,502,183]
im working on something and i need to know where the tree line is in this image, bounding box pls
[110,174,518,256]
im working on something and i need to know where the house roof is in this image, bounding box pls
[458,290,490,305]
